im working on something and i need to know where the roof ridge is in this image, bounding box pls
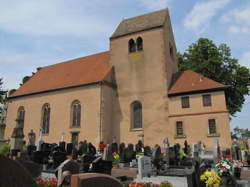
[121,8,168,22]
[42,51,110,69]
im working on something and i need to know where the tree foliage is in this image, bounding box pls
[178,38,250,116]
[232,126,250,139]
[0,78,7,114]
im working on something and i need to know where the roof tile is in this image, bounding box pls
[10,51,111,98]
[168,70,227,95]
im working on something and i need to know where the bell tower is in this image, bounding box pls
[109,9,178,146]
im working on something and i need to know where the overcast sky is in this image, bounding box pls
[1,0,249,130]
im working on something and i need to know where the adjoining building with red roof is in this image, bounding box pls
[4,9,231,150]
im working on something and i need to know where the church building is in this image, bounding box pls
[4,9,232,150]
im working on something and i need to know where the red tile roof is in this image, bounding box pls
[168,70,228,96]
[10,51,111,98]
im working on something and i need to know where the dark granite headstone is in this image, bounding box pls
[0,155,37,187]
[78,141,87,156]
[66,143,73,155]
[59,141,66,152]
[111,142,118,153]
[88,143,96,156]
[135,140,144,153]
[152,144,161,170]
[144,146,151,157]
[119,143,125,162]
[53,151,67,169]
[124,144,135,163]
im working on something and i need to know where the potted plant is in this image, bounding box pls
[113,152,120,168]
[215,158,233,176]
[200,169,221,187]
[233,160,243,179]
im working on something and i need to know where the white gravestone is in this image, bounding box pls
[138,156,152,179]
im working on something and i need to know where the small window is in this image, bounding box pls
[71,100,81,127]
[41,104,50,134]
[203,94,212,106]
[17,106,25,127]
[181,96,190,108]
[128,39,136,53]
[136,37,143,51]
[208,119,216,134]
[131,101,142,129]
[176,121,184,136]
[169,43,174,60]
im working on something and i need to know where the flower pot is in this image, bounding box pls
[234,168,241,179]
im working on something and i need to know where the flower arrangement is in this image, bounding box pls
[38,178,57,187]
[215,158,233,175]
[113,152,120,167]
[127,181,172,187]
[233,160,243,169]
[200,169,221,187]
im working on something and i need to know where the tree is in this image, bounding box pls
[178,38,250,116]
[232,126,250,139]
[0,78,7,120]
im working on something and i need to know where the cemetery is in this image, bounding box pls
[0,127,250,187]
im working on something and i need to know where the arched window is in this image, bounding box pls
[41,103,50,134]
[17,106,25,127]
[128,39,136,53]
[137,37,143,51]
[131,101,142,129]
[71,100,81,127]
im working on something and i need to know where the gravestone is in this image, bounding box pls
[138,156,152,179]
[144,146,152,157]
[88,143,96,156]
[124,144,135,163]
[36,129,44,151]
[28,129,36,146]
[111,142,118,153]
[10,126,24,151]
[119,143,126,162]
[152,144,161,170]
[135,140,144,153]
[0,155,37,187]
[71,173,122,187]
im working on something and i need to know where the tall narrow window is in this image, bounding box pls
[131,101,142,129]
[17,106,25,127]
[71,100,81,127]
[176,121,184,136]
[128,39,136,53]
[181,96,190,108]
[42,104,50,134]
[136,37,143,51]
[203,94,212,106]
[208,119,216,134]
[169,43,174,60]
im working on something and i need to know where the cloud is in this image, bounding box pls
[138,0,172,10]
[184,0,230,34]
[239,51,250,68]
[222,5,250,34]
[0,0,115,37]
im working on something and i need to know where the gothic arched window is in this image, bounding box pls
[71,100,81,127]
[128,39,136,53]
[131,101,142,129]
[137,37,143,51]
[41,103,50,134]
[17,106,25,127]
